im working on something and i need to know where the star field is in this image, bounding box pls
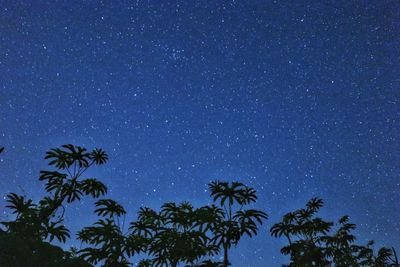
[0,1,399,266]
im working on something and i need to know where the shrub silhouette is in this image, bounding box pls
[271,198,399,267]
[0,229,90,267]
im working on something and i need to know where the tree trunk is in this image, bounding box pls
[223,244,229,267]
[39,194,65,222]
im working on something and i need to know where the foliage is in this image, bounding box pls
[77,199,147,266]
[208,181,268,267]
[1,144,108,243]
[130,202,220,267]
[271,198,400,267]
[1,144,398,267]
[123,182,267,267]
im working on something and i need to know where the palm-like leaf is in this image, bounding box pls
[62,144,90,168]
[39,171,66,193]
[60,179,83,203]
[90,148,108,165]
[161,202,194,230]
[80,178,107,198]
[238,187,258,205]
[137,207,162,225]
[45,148,73,169]
[129,220,155,237]
[94,199,126,218]
[209,181,247,207]
[5,193,34,215]
[44,220,70,243]
[233,209,268,237]
[79,247,106,264]
[124,234,149,256]
[44,144,92,169]
[78,219,122,246]
[270,221,292,238]
[194,205,224,232]
[306,198,324,213]
[210,220,241,248]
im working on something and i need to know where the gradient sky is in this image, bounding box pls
[0,1,399,266]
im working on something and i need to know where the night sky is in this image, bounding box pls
[1,1,399,266]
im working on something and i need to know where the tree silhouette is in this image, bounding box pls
[208,181,268,267]
[129,182,267,267]
[271,198,400,267]
[1,144,109,266]
[2,144,108,243]
[130,202,220,267]
[77,198,147,266]
[2,144,398,266]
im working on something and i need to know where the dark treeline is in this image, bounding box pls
[0,145,398,267]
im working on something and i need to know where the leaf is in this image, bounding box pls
[60,179,83,203]
[94,199,126,217]
[90,148,108,165]
[44,221,70,243]
[5,193,35,215]
[45,148,73,169]
[39,171,67,193]
[80,178,107,198]
[306,197,324,212]
[64,144,90,167]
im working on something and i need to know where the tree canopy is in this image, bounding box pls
[0,144,397,267]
